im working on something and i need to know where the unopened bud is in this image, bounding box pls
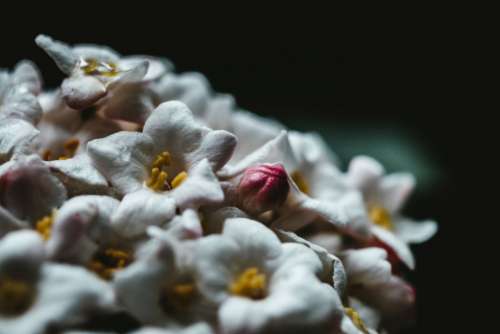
[237,163,289,215]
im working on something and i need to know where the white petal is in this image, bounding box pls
[221,131,296,178]
[0,155,67,221]
[171,159,224,209]
[194,234,240,304]
[35,34,78,74]
[186,130,237,172]
[393,217,437,244]
[113,236,175,325]
[154,72,211,117]
[87,131,153,195]
[274,189,348,232]
[225,110,284,164]
[379,173,416,213]
[0,230,45,278]
[347,156,385,192]
[99,83,156,124]
[352,275,415,319]
[11,60,42,95]
[371,226,415,270]
[61,75,107,110]
[0,85,43,124]
[47,195,120,262]
[0,119,39,163]
[119,56,170,81]
[46,154,110,196]
[111,189,176,238]
[143,101,203,161]
[341,248,392,287]
[274,230,347,296]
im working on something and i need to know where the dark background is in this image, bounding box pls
[2,9,482,333]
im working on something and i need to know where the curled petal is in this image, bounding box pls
[35,34,78,75]
[61,76,106,110]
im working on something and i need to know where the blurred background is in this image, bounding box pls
[1,8,479,333]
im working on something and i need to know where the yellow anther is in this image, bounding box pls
[0,277,36,316]
[35,209,57,241]
[88,247,132,280]
[345,307,369,334]
[42,149,52,161]
[152,151,171,169]
[171,171,188,189]
[172,283,195,297]
[81,58,119,77]
[229,267,267,299]
[58,138,80,160]
[147,152,173,192]
[368,206,393,230]
[291,171,310,195]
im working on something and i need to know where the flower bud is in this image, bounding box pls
[237,163,290,215]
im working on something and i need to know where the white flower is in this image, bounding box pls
[194,217,344,334]
[203,94,284,164]
[0,61,43,164]
[340,247,416,331]
[87,101,236,238]
[346,156,438,269]
[0,155,66,222]
[0,230,115,334]
[154,72,212,118]
[35,34,168,111]
[220,131,370,237]
[0,60,42,124]
[114,226,216,327]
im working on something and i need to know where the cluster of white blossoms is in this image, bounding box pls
[0,35,437,334]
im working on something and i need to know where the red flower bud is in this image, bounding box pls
[237,163,290,215]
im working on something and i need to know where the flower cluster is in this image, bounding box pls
[0,35,437,334]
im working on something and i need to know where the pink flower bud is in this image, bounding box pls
[237,163,290,215]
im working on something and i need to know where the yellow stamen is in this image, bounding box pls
[171,171,188,189]
[42,149,52,161]
[345,307,369,334]
[35,209,57,241]
[172,283,195,297]
[87,247,132,280]
[368,206,393,230]
[229,267,267,299]
[0,277,36,316]
[291,171,310,195]
[81,58,119,77]
[58,138,80,160]
[146,151,188,192]
[146,152,171,191]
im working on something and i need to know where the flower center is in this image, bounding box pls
[344,307,369,334]
[159,282,197,314]
[146,151,188,192]
[42,138,80,161]
[368,205,393,230]
[0,277,36,316]
[87,248,132,280]
[80,58,119,77]
[229,267,267,299]
[35,209,57,241]
[291,171,310,195]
